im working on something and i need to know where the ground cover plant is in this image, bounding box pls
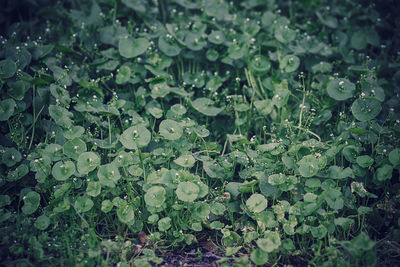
[1,0,400,265]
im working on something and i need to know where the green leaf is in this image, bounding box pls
[251,248,269,266]
[63,138,87,160]
[34,215,51,230]
[63,126,85,139]
[176,181,199,202]
[116,65,131,84]
[174,154,196,168]
[159,119,183,140]
[86,181,101,197]
[226,246,242,256]
[0,195,11,207]
[77,152,100,174]
[158,34,182,57]
[311,225,327,239]
[208,30,225,45]
[254,99,273,115]
[144,186,166,208]
[274,25,296,43]
[249,55,271,75]
[257,232,281,252]
[22,191,40,215]
[191,97,223,116]
[327,78,355,101]
[351,30,367,50]
[74,196,94,213]
[7,164,29,182]
[351,97,382,122]
[158,217,171,232]
[376,164,393,182]
[7,80,26,100]
[0,59,17,78]
[120,125,151,150]
[280,55,300,72]
[297,155,326,178]
[119,37,149,58]
[52,161,76,181]
[2,147,22,167]
[98,163,121,187]
[0,98,16,121]
[246,194,268,213]
[356,155,374,168]
[389,148,400,167]
[101,200,113,213]
[48,105,73,128]
[117,201,135,224]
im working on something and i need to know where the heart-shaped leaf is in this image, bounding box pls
[174,154,195,168]
[249,55,271,75]
[280,55,300,72]
[63,126,85,139]
[257,232,281,252]
[63,138,87,160]
[117,201,135,224]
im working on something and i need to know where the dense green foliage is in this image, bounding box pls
[1,0,400,265]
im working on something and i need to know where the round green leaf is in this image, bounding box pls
[174,154,196,168]
[327,78,355,101]
[77,152,100,174]
[86,181,101,197]
[251,248,269,266]
[351,30,367,50]
[52,161,75,181]
[74,196,94,213]
[0,98,16,121]
[170,104,187,116]
[376,164,393,182]
[117,201,135,224]
[356,155,374,168]
[280,55,300,73]
[0,59,17,78]
[192,97,223,117]
[144,186,166,208]
[7,164,29,182]
[63,138,87,160]
[98,163,121,187]
[257,232,281,252]
[158,217,171,232]
[63,126,85,139]
[119,37,149,58]
[7,80,26,100]
[208,30,225,45]
[116,65,131,84]
[211,202,226,216]
[297,155,326,178]
[249,55,271,75]
[49,105,73,128]
[176,181,199,202]
[351,97,382,122]
[22,191,40,215]
[185,32,206,51]
[0,195,11,207]
[34,214,50,230]
[274,25,296,43]
[159,119,183,141]
[101,199,113,213]
[311,225,328,239]
[246,194,268,213]
[2,147,22,167]
[206,49,219,61]
[158,34,181,57]
[120,125,151,150]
